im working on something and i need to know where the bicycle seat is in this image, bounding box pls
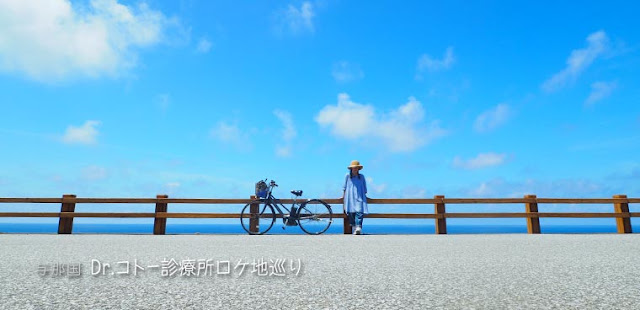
[290,190,303,197]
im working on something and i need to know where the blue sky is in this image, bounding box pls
[1,0,639,226]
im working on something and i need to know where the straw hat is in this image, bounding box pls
[347,160,363,170]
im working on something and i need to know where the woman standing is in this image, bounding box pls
[342,160,368,235]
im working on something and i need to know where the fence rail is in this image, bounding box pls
[0,194,636,234]
[2,197,638,204]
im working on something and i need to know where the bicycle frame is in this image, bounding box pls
[260,185,302,222]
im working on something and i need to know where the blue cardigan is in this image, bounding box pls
[343,173,369,214]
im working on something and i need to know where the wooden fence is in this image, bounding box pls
[0,194,637,234]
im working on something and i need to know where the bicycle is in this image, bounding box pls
[240,179,333,235]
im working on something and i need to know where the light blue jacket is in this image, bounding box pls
[343,173,369,214]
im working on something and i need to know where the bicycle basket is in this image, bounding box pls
[255,180,268,198]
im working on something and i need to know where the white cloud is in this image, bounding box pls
[0,0,181,82]
[473,103,511,133]
[210,121,251,150]
[332,61,364,83]
[416,46,455,77]
[315,93,447,152]
[469,181,496,196]
[452,152,507,170]
[82,165,108,180]
[62,120,101,145]
[196,37,212,53]
[366,177,387,195]
[275,146,292,158]
[274,1,315,35]
[316,94,374,139]
[466,177,608,198]
[210,122,242,142]
[542,30,609,92]
[402,187,426,198]
[274,110,296,141]
[273,110,297,157]
[585,81,617,106]
[163,182,181,195]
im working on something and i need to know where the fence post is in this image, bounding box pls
[249,195,259,234]
[434,195,447,234]
[525,195,541,234]
[343,213,352,235]
[613,194,632,234]
[154,195,168,235]
[57,194,76,234]
[343,200,352,234]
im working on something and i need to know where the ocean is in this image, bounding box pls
[0,222,634,234]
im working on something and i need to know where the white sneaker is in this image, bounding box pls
[355,226,362,235]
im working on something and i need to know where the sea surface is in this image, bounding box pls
[0,222,636,234]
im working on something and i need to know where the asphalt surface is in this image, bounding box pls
[1,234,639,309]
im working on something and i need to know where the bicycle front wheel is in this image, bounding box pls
[297,199,333,235]
[240,200,275,235]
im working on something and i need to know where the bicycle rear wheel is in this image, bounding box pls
[297,199,333,235]
[240,200,275,235]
